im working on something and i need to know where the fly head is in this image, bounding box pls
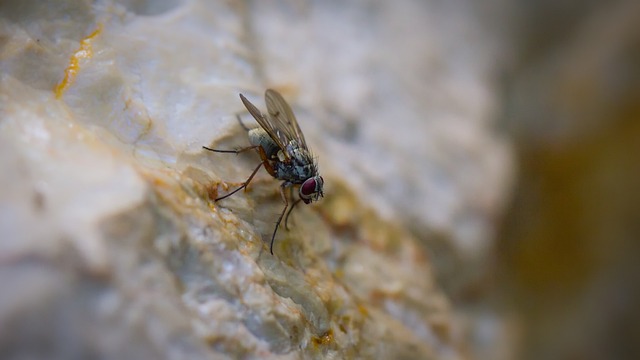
[299,175,324,204]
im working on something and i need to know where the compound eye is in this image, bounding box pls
[300,178,317,199]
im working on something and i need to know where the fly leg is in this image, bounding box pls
[214,161,264,201]
[270,182,292,255]
[203,144,266,200]
[235,114,251,131]
[284,189,302,230]
[201,112,253,153]
[202,145,258,154]
[203,141,275,201]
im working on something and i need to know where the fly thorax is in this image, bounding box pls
[275,144,316,183]
[292,153,315,179]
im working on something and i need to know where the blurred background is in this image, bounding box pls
[496,0,640,359]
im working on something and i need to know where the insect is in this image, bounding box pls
[203,89,324,254]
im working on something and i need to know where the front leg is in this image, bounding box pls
[270,181,292,255]
[284,192,302,231]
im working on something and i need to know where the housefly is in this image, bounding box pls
[203,89,324,254]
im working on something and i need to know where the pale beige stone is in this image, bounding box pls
[0,1,513,359]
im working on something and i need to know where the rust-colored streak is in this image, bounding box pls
[54,24,103,99]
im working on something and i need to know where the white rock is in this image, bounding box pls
[0,0,513,359]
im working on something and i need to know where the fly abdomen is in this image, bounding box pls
[249,128,280,159]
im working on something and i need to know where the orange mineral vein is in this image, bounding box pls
[54,24,103,99]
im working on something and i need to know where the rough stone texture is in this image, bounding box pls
[0,0,512,359]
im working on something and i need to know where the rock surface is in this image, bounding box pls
[0,1,512,359]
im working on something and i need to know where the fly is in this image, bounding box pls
[203,89,324,254]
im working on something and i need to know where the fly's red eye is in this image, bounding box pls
[301,178,317,197]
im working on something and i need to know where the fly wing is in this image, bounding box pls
[264,89,308,149]
[239,93,288,155]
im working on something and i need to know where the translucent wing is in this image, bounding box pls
[264,89,308,149]
[239,93,288,157]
